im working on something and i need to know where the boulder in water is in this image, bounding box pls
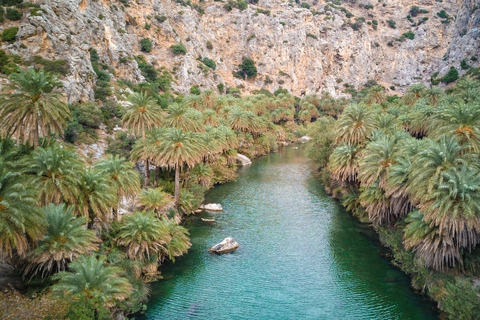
[200,203,223,211]
[209,237,239,254]
[235,153,252,166]
[298,136,312,143]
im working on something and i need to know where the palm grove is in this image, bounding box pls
[306,77,480,319]
[0,67,315,318]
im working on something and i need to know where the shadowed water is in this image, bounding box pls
[141,146,437,320]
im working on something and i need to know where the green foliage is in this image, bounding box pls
[402,31,415,40]
[224,0,248,11]
[460,59,470,70]
[5,7,21,20]
[234,57,257,79]
[217,82,224,93]
[306,33,318,39]
[206,41,213,50]
[441,67,459,84]
[1,27,18,43]
[155,15,167,23]
[140,38,152,53]
[190,85,201,95]
[386,19,396,28]
[300,2,310,9]
[170,42,187,55]
[64,103,103,143]
[0,0,23,6]
[31,56,70,76]
[198,56,216,69]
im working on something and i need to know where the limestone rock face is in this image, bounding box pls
[6,0,479,103]
[236,153,252,166]
[209,237,239,254]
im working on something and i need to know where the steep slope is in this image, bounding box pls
[3,0,480,103]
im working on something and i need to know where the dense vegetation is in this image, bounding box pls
[0,67,318,318]
[306,79,480,319]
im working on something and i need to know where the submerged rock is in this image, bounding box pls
[200,203,223,211]
[209,237,239,254]
[298,136,312,143]
[235,153,252,166]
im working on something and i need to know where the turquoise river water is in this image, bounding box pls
[141,146,438,320]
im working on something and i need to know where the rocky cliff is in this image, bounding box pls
[2,0,479,103]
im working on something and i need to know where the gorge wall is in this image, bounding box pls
[2,0,480,103]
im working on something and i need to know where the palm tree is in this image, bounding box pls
[408,136,467,205]
[163,103,203,132]
[364,85,386,105]
[151,128,206,205]
[424,87,444,106]
[162,218,191,262]
[334,104,374,145]
[420,166,480,255]
[77,168,117,227]
[122,91,163,186]
[0,68,70,148]
[116,211,171,262]
[24,144,84,206]
[328,142,359,183]
[403,83,426,105]
[190,163,214,188]
[52,255,132,315]
[137,188,174,217]
[0,161,45,258]
[24,204,99,278]
[122,91,163,139]
[95,155,141,219]
[430,102,480,151]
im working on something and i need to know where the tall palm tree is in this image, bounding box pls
[0,68,70,148]
[190,163,214,188]
[163,103,203,132]
[52,255,132,314]
[94,155,141,219]
[77,168,117,227]
[122,91,163,186]
[162,217,191,262]
[364,85,386,105]
[0,161,45,258]
[24,204,99,278]
[151,128,206,205]
[137,188,174,217]
[430,102,480,151]
[328,142,359,183]
[24,144,84,206]
[334,104,374,145]
[116,211,171,262]
[403,83,426,105]
[122,91,163,139]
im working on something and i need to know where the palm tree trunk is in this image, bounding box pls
[154,166,159,188]
[174,163,180,206]
[145,159,150,187]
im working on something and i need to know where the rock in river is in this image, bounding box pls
[235,153,252,166]
[209,237,239,254]
[200,203,223,211]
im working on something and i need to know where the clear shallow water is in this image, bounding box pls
[141,146,438,320]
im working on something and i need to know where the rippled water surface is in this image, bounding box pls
[142,146,437,320]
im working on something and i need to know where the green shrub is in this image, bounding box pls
[437,10,449,19]
[140,38,152,53]
[206,41,213,50]
[217,83,224,93]
[234,57,257,79]
[1,27,18,43]
[170,42,186,55]
[460,59,470,70]
[199,57,216,69]
[31,56,70,76]
[300,2,310,9]
[0,0,23,6]
[441,67,459,84]
[306,33,318,39]
[190,85,201,95]
[402,31,415,40]
[6,8,21,20]
[155,15,167,23]
[386,19,396,28]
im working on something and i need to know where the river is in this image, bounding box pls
[141,145,438,319]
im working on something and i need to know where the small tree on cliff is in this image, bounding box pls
[234,57,257,80]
